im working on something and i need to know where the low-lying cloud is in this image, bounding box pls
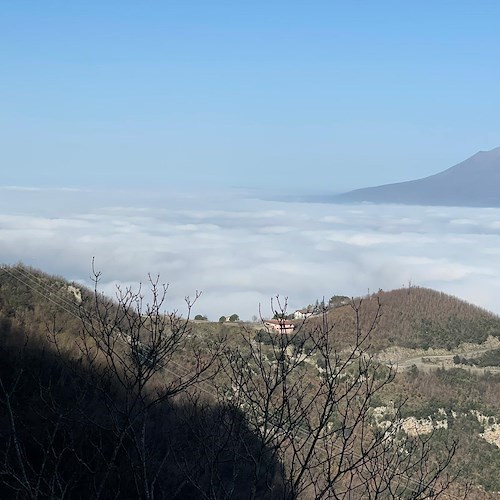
[2,186,500,320]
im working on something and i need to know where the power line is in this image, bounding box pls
[1,265,81,319]
[0,265,215,397]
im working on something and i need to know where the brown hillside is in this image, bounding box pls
[2,265,500,494]
[323,287,500,351]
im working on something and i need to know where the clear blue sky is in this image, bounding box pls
[2,1,500,193]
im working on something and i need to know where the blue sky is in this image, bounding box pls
[2,1,500,193]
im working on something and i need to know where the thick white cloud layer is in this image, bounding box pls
[1,186,500,320]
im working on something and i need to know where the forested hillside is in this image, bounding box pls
[0,265,279,498]
[1,265,499,498]
[322,286,500,351]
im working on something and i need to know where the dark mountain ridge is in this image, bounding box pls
[333,147,500,207]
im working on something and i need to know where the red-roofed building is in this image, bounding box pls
[263,319,295,334]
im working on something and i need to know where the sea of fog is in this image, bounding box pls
[1,186,500,320]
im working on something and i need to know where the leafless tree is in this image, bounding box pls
[72,266,224,499]
[0,264,464,499]
[215,297,462,499]
[0,264,224,499]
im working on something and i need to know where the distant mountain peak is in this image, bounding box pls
[478,146,500,155]
[332,147,500,207]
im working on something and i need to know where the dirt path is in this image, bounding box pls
[391,349,500,374]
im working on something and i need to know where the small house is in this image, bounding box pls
[293,308,313,320]
[263,319,295,335]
